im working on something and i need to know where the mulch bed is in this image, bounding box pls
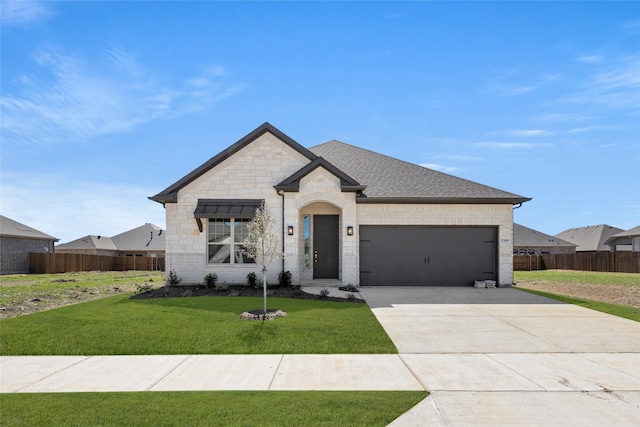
[130,285,364,304]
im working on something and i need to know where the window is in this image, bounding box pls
[303,215,311,269]
[208,218,254,264]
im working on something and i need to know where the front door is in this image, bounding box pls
[313,215,339,279]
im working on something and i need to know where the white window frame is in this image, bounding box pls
[207,218,255,264]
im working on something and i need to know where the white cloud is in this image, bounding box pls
[564,54,640,110]
[1,172,166,244]
[420,163,459,173]
[565,125,621,134]
[577,55,604,64]
[492,129,556,137]
[0,47,245,146]
[473,142,544,149]
[1,0,53,26]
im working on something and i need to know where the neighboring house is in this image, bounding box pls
[604,226,640,252]
[56,224,165,258]
[0,215,59,275]
[555,224,628,252]
[513,223,576,255]
[150,123,530,287]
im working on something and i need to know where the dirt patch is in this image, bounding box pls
[0,284,137,319]
[515,280,640,308]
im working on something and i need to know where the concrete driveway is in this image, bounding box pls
[359,286,640,426]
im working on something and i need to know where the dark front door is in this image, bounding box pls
[313,215,339,279]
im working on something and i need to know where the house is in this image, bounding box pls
[604,226,640,252]
[56,224,165,258]
[150,123,530,287]
[513,223,576,255]
[555,224,628,252]
[0,215,59,275]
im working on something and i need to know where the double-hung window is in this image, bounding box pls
[208,218,253,264]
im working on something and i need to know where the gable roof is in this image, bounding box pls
[604,225,640,247]
[274,157,366,193]
[0,215,58,241]
[309,140,530,204]
[56,235,118,251]
[150,122,317,203]
[514,223,576,248]
[555,224,624,252]
[112,223,165,251]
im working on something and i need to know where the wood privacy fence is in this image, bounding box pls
[30,253,165,274]
[514,252,640,273]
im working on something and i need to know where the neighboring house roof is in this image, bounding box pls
[56,235,118,251]
[604,225,640,247]
[57,223,165,252]
[150,123,531,205]
[309,140,530,204]
[0,215,59,241]
[112,223,166,252]
[555,224,625,252]
[513,223,576,248]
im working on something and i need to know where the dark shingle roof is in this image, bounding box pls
[0,215,58,241]
[309,140,530,203]
[112,223,165,251]
[555,224,624,252]
[514,223,576,248]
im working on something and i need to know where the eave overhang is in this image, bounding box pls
[355,196,533,205]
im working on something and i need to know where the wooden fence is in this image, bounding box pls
[514,252,640,273]
[30,253,165,274]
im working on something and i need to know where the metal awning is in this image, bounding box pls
[193,199,263,232]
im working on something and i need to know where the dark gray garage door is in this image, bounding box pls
[360,226,497,286]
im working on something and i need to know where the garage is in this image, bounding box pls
[359,226,497,286]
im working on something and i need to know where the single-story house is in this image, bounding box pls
[150,123,530,287]
[0,215,59,275]
[56,223,165,258]
[604,226,640,252]
[555,224,629,252]
[513,223,576,255]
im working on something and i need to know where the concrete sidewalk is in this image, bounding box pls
[2,287,640,426]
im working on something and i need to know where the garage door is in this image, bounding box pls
[360,226,497,286]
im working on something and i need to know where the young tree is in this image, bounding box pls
[242,203,284,320]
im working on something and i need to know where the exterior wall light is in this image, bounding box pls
[287,226,294,236]
[347,226,354,236]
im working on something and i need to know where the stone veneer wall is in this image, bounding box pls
[165,133,310,285]
[357,203,515,286]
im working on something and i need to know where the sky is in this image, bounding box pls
[1,1,639,244]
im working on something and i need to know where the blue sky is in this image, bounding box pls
[1,1,639,243]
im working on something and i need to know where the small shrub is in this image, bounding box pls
[319,288,330,298]
[167,270,182,287]
[204,273,218,289]
[247,272,258,288]
[346,293,357,301]
[215,282,229,291]
[339,284,358,292]
[278,270,292,287]
[135,283,154,294]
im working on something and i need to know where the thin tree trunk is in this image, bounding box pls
[262,268,267,321]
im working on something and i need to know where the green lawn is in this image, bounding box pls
[0,391,428,427]
[0,294,397,355]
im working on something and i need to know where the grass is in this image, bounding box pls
[0,391,428,426]
[0,294,397,355]
[514,270,640,286]
[516,287,640,322]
